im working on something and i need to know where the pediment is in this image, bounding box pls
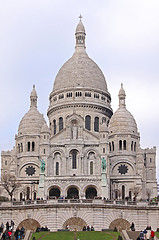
[83,128,99,141]
[50,128,66,143]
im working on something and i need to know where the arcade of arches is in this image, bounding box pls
[16,217,131,232]
[49,186,97,199]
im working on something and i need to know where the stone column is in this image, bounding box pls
[38,173,45,199]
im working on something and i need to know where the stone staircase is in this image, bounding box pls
[126,231,140,240]
[122,230,159,240]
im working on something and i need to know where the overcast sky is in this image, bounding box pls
[0,0,159,180]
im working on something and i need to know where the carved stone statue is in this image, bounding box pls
[39,157,45,173]
[72,124,78,139]
[101,157,106,171]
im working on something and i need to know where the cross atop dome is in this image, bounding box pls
[79,14,82,21]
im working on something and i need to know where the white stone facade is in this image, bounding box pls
[1,18,157,206]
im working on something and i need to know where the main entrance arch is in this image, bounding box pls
[67,187,79,199]
[17,219,40,231]
[49,187,61,198]
[109,218,130,232]
[63,217,87,231]
[85,187,97,199]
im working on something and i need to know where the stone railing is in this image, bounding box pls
[0,199,158,207]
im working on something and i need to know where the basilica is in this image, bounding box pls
[1,18,157,202]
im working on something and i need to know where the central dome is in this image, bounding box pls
[53,18,108,93]
[53,51,108,92]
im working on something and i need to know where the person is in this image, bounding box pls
[2,231,7,240]
[146,229,151,240]
[11,220,15,230]
[91,226,94,231]
[143,228,147,239]
[139,230,144,240]
[87,226,90,231]
[6,221,9,231]
[130,222,135,231]
[151,230,155,239]
[14,228,20,240]
[83,226,86,231]
[20,226,25,238]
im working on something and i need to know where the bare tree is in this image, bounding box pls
[131,187,140,201]
[1,173,21,201]
[146,188,152,201]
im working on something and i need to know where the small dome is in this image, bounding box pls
[18,86,46,135]
[108,84,138,135]
[41,122,50,133]
[75,16,85,34]
[108,107,138,134]
[18,108,46,135]
[30,84,37,97]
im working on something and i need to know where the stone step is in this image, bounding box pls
[127,231,140,240]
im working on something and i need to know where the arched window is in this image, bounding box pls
[18,144,20,153]
[109,142,111,152]
[131,141,133,151]
[94,117,99,132]
[134,142,136,152]
[85,187,97,199]
[33,192,36,200]
[21,143,23,152]
[26,187,30,200]
[67,187,79,199]
[129,191,132,200]
[53,119,56,135]
[122,185,125,200]
[115,190,118,199]
[59,117,63,131]
[27,142,30,152]
[112,142,114,151]
[32,142,35,151]
[56,162,59,175]
[49,188,61,198]
[90,161,93,175]
[85,115,91,131]
[123,140,126,150]
[72,150,77,169]
[20,192,23,201]
[119,140,122,150]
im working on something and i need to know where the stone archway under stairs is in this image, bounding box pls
[109,218,131,232]
[17,218,40,231]
[63,217,87,231]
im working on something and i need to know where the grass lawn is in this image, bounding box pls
[31,231,121,240]
[155,232,159,238]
